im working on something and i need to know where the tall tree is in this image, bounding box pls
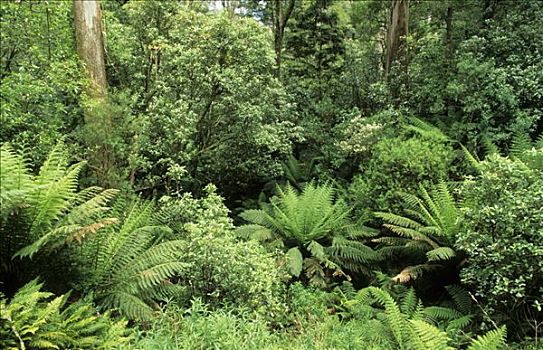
[73,0,113,185]
[272,0,296,76]
[385,0,409,79]
[74,0,107,97]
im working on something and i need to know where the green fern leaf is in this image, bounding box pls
[467,326,507,350]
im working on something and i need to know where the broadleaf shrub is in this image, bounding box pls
[456,153,543,337]
[349,135,454,217]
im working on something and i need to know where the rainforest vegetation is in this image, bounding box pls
[1,0,542,349]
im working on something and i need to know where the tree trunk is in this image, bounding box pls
[74,0,107,98]
[273,0,295,77]
[385,0,409,101]
[73,0,113,185]
[385,0,409,77]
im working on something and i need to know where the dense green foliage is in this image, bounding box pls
[1,0,541,348]
[237,183,380,287]
[0,279,132,349]
[375,182,462,283]
[457,153,543,336]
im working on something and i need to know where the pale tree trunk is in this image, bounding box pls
[273,0,295,77]
[74,0,107,97]
[73,0,114,185]
[385,0,409,80]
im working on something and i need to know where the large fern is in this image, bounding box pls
[78,199,187,320]
[352,286,506,350]
[374,182,462,283]
[0,143,118,290]
[236,182,379,287]
[0,279,133,349]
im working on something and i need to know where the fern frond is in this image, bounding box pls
[409,319,455,350]
[467,326,507,350]
[444,285,471,315]
[426,247,456,261]
[400,287,418,317]
[357,287,408,348]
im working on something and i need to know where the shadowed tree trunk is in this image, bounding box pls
[273,0,295,77]
[385,0,409,85]
[73,0,114,185]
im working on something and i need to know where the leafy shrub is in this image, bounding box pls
[0,1,84,167]
[128,300,278,350]
[0,279,133,349]
[106,4,300,195]
[456,153,543,338]
[349,135,454,217]
[158,185,286,317]
[237,183,380,288]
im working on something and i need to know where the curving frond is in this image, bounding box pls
[376,182,462,283]
[426,247,456,261]
[467,326,507,350]
[1,142,118,280]
[238,182,378,287]
[409,319,455,350]
[79,199,186,320]
[445,285,472,315]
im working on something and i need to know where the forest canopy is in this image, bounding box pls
[1,0,541,349]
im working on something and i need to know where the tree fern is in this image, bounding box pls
[356,286,409,348]
[351,286,504,350]
[236,182,379,287]
[405,117,451,143]
[0,279,133,349]
[0,143,118,292]
[374,182,462,283]
[80,199,187,320]
[510,132,543,171]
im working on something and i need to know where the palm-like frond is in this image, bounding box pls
[0,279,132,349]
[375,182,462,283]
[0,143,118,285]
[409,319,455,350]
[510,132,543,171]
[445,285,472,315]
[237,182,379,287]
[351,286,491,350]
[82,199,186,320]
[357,286,409,348]
[405,117,451,142]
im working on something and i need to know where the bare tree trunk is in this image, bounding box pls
[385,0,409,77]
[74,0,107,97]
[385,0,409,101]
[273,0,295,77]
[73,0,113,185]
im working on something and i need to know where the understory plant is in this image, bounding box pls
[456,153,543,340]
[157,185,286,317]
[76,199,187,321]
[236,182,380,288]
[0,143,118,292]
[349,286,507,350]
[0,279,133,350]
[374,182,463,283]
